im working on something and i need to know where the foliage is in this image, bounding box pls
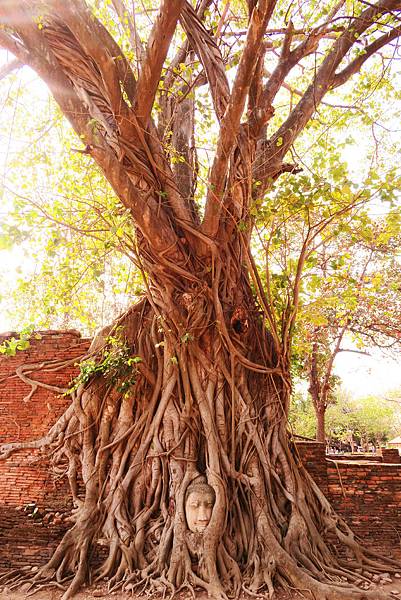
[0,325,40,357]
[288,391,316,439]
[256,156,401,440]
[69,330,142,393]
[289,386,401,448]
[1,0,401,338]
[326,389,400,447]
[0,82,144,334]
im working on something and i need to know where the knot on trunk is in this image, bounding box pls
[231,306,249,335]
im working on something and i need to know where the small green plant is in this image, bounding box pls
[69,329,142,393]
[181,332,193,344]
[0,325,40,357]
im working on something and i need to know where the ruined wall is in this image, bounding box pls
[327,461,401,550]
[0,330,91,507]
[294,440,328,495]
[0,330,91,570]
[297,441,401,552]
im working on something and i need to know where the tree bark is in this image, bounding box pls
[316,407,326,445]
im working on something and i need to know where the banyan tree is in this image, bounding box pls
[1,1,401,599]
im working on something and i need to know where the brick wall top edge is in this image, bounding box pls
[0,329,90,340]
[327,461,401,470]
[294,440,325,446]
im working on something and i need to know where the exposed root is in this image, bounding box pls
[2,281,400,600]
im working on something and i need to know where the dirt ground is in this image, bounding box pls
[2,576,401,600]
[0,585,302,600]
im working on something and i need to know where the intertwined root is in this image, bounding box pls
[1,301,399,600]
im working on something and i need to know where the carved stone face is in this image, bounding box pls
[185,488,214,533]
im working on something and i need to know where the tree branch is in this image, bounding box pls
[51,1,198,229]
[0,57,22,80]
[337,348,371,356]
[111,0,144,70]
[0,2,179,255]
[332,26,401,88]
[53,5,125,122]
[0,29,30,63]
[202,0,278,238]
[180,1,230,122]
[135,0,184,123]
[257,25,325,123]
[264,0,401,170]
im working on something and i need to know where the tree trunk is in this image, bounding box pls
[2,244,398,600]
[316,407,326,444]
[308,341,330,444]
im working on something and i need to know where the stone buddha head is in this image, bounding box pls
[184,479,215,533]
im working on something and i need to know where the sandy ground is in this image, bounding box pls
[2,576,401,600]
[0,586,302,600]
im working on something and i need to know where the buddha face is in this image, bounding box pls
[185,487,215,533]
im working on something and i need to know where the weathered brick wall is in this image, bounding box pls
[295,442,401,551]
[327,460,401,550]
[0,330,91,571]
[379,447,401,464]
[326,453,383,463]
[0,330,90,506]
[294,441,328,494]
[0,506,68,571]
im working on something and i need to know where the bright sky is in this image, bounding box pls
[334,349,401,398]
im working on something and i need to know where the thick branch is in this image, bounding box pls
[135,0,184,122]
[255,26,326,134]
[53,0,137,104]
[202,0,277,238]
[0,29,30,63]
[50,2,198,230]
[0,3,179,254]
[180,1,230,122]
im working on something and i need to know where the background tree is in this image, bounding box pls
[302,218,401,443]
[289,389,401,451]
[255,160,401,444]
[1,1,401,600]
[325,390,400,450]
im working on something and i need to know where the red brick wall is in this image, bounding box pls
[294,441,328,495]
[379,447,401,464]
[296,441,401,552]
[0,330,91,571]
[0,330,90,506]
[0,506,68,571]
[326,453,383,462]
[327,460,401,550]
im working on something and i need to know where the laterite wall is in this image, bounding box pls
[297,441,401,553]
[0,330,91,506]
[0,330,90,570]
